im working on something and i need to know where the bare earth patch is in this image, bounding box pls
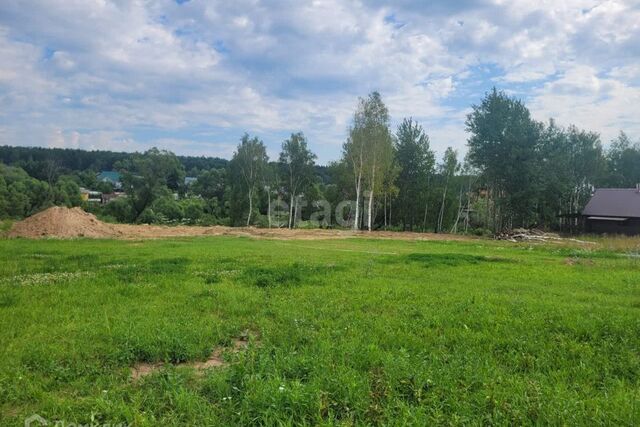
[130,336,251,381]
[9,207,473,242]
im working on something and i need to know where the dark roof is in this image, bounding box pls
[582,188,640,218]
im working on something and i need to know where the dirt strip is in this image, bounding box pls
[9,206,473,241]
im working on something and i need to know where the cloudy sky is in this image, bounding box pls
[0,0,638,163]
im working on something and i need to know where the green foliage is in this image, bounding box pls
[53,176,83,207]
[394,118,435,230]
[606,131,640,187]
[116,148,186,221]
[0,237,639,424]
[102,197,135,223]
[229,134,269,226]
[279,132,317,228]
[0,163,82,219]
[180,198,206,224]
[192,169,226,201]
[342,92,395,230]
[151,196,184,222]
[0,145,228,183]
[466,88,543,229]
[137,207,160,224]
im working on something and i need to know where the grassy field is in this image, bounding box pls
[0,236,639,425]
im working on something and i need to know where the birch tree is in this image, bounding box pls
[343,92,393,231]
[364,99,394,231]
[343,114,366,230]
[229,134,268,226]
[279,132,317,229]
[437,147,460,232]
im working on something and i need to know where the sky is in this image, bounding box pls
[0,0,639,164]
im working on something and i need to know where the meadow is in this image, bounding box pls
[0,235,639,425]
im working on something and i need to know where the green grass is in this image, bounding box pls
[0,220,12,238]
[0,236,639,425]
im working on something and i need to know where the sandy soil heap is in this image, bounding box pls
[8,206,472,241]
[8,206,122,239]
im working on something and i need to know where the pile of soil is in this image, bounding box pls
[8,206,122,239]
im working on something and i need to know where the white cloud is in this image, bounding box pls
[0,0,638,162]
[529,65,640,144]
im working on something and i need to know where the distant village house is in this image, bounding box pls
[97,171,122,190]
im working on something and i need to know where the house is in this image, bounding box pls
[184,176,197,186]
[79,187,102,203]
[97,171,122,190]
[582,185,640,235]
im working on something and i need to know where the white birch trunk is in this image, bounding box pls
[367,190,374,231]
[438,175,449,232]
[246,188,253,227]
[353,171,361,230]
[267,190,272,228]
[289,193,295,229]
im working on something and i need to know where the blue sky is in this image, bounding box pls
[0,0,638,164]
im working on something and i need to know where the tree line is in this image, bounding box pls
[1,88,638,233]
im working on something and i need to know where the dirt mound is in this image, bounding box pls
[9,206,121,239]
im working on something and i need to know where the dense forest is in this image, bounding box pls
[1,89,638,234]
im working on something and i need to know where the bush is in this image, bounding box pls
[180,198,206,224]
[472,227,492,237]
[53,178,82,207]
[253,214,270,228]
[137,208,159,224]
[151,197,183,221]
[199,214,218,226]
[295,220,318,230]
[216,217,231,226]
[103,197,134,223]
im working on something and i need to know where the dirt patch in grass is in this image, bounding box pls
[130,335,252,381]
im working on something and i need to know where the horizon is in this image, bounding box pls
[0,1,638,163]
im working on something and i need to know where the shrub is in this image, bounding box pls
[180,198,206,224]
[137,208,159,224]
[103,197,134,222]
[151,197,183,221]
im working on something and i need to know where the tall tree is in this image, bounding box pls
[564,126,605,219]
[607,131,640,187]
[229,134,268,226]
[343,102,367,230]
[279,132,317,228]
[343,92,393,231]
[117,148,185,221]
[363,93,394,231]
[466,88,542,230]
[436,147,460,232]
[394,118,435,230]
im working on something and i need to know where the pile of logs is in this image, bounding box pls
[495,228,559,242]
[495,228,594,244]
